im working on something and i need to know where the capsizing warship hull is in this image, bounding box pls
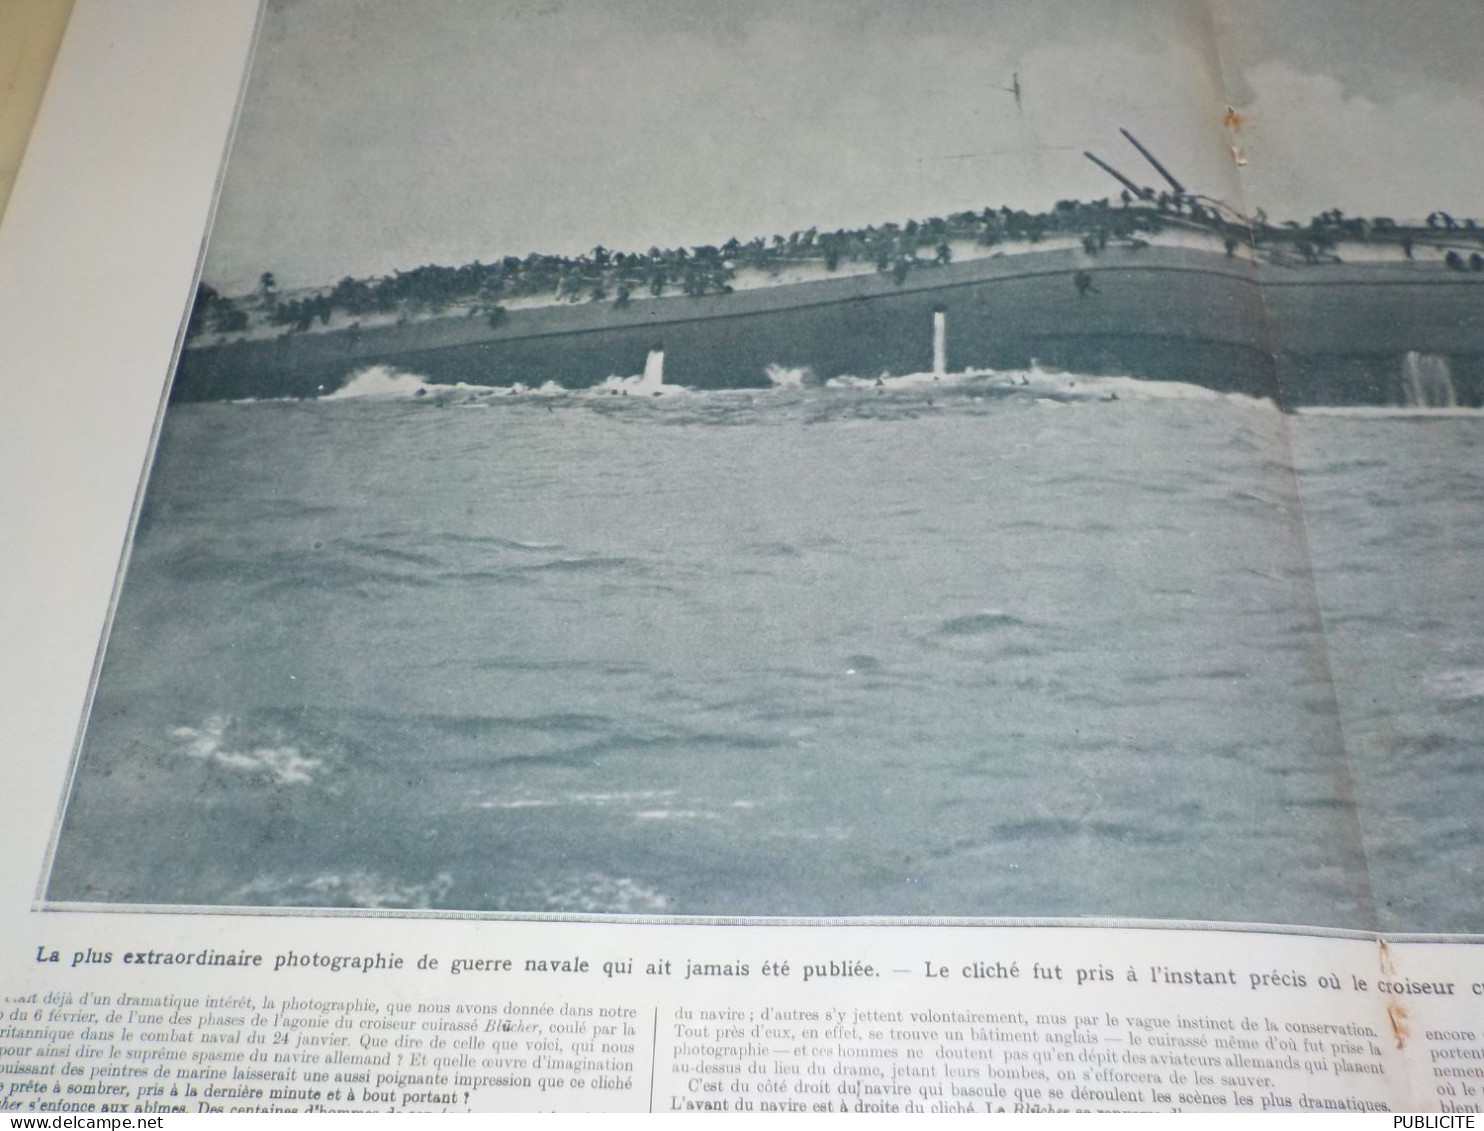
[172,244,1484,408]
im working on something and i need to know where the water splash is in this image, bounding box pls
[932,308,947,379]
[765,364,811,388]
[590,347,678,397]
[1401,351,1458,408]
[643,346,665,387]
[322,365,444,400]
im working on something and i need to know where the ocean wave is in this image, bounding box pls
[473,787,678,812]
[1427,669,1484,703]
[435,532,565,552]
[311,361,1280,412]
[322,366,570,402]
[565,788,680,807]
[474,796,560,810]
[322,365,451,400]
[818,364,1277,410]
[765,364,813,388]
[1297,406,1484,419]
[232,870,455,909]
[522,554,644,573]
[935,609,1030,636]
[588,365,683,398]
[170,714,325,787]
[507,874,669,914]
[160,540,431,592]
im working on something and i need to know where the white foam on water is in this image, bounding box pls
[234,870,454,909]
[170,715,322,787]
[480,380,573,398]
[313,361,1279,410]
[1298,406,1484,418]
[320,368,585,402]
[1073,374,1276,411]
[588,367,684,398]
[475,797,558,810]
[584,347,682,397]
[820,364,1277,409]
[567,788,679,806]
[321,364,448,400]
[765,364,811,388]
[1428,670,1484,702]
[825,368,957,390]
[525,875,669,913]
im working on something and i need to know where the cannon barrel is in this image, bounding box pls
[1120,127,1185,194]
[1084,150,1147,198]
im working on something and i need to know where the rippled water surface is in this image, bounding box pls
[1291,412,1484,933]
[50,375,1471,929]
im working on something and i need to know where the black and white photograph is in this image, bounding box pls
[42,0,1483,932]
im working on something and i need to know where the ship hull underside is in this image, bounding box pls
[172,247,1484,407]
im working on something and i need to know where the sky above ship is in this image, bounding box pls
[1212,0,1484,227]
[202,0,1484,292]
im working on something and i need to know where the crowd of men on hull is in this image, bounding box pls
[188,197,1174,337]
[188,195,1484,340]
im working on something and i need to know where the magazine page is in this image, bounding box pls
[44,0,1364,932]
[0,0,1437,1114]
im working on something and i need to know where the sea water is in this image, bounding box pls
[1289,409,1484,933]
[46,371,1481,931]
